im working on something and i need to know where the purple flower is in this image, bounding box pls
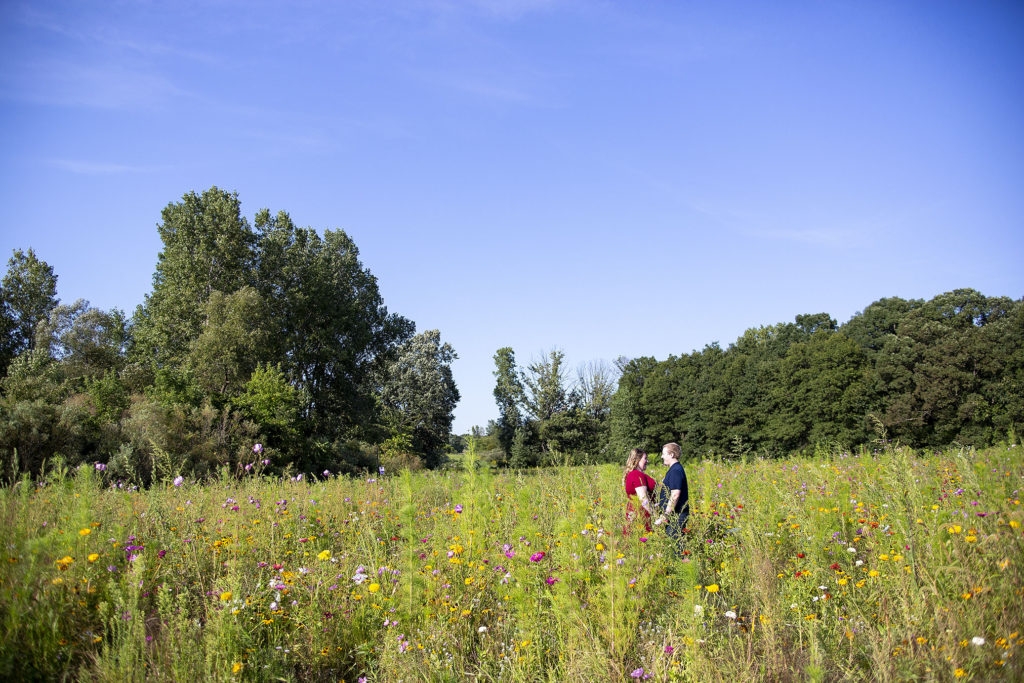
[94,462,107,471]
[254,443,264,455]
[630,668,645,679]
[323,470,331,477]
[454,504,463,514]
[173,476,184,487]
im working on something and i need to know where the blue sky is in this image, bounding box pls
[2,0,1022,434]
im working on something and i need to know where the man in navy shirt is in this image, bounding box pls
[654,442,689,548]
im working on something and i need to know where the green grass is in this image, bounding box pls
[1,443,1022,681]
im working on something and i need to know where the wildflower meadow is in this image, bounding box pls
[1,442,1021,681]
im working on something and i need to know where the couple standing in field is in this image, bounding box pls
[622,442,689,547]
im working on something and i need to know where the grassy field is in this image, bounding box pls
[1,442,1021,681]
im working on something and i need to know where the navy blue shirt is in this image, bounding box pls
[661,462,689,519]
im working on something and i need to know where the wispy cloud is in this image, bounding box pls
[47,159,165,175]
[745,227,858,247]
[15,5,220,64]
[2,59,193,110]
[435,75,535,103]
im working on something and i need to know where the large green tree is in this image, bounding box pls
[1,248,59,376]
[252,209,413,443]
[492,347,525,459]
[378,329,460,468]
[132,187,255,368]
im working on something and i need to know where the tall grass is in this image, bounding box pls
[1,442,1021,681]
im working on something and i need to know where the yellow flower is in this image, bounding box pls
[232,663,243,674]
[837,578,848,586]
[317,550,331,561]
[1010,520,1020,529]
[879,554,889,561]
[954,668,966,678]
[88,553,99,563]
[965,536,977,543]
[868,570,880,577]
[464,577,474,585]
[79,528,91,536]
[368,583,380,593]
[706,584,720,593]
[220,591,233,601]
[595,543,604,551]
[948,525,962,534]
[461,609,471,616]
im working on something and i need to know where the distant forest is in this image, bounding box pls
[1,187,1021,482]
[481,290,1023,464]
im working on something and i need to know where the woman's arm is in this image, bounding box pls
[635,486,653,515]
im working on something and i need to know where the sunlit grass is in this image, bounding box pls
[1,442,1021,681]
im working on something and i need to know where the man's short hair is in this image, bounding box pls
[662,442,681,459]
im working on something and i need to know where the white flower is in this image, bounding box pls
[725,611,737,619]
[790,603,798,610]
[847,547,856,553]
[972,637,985,646]
[478,626,488,633]
[855,560,864,567]
[818,586,827,591]
[694,605,703,616]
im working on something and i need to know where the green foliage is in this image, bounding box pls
[235,362,301,446]
[609,291,1024,459]
[0,248,59,373]
[378,329,460,468]
[187,287,267,400]
[492,347,524,459]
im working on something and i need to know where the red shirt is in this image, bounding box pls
[624,469,657,532]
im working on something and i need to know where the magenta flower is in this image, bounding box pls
[530,552,545,562]
[545,576,558,585]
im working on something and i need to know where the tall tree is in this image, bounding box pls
[252,210,413,442]
[132,187,255,368]
[492,347,524,458]
[522,349,571,422]
[1,248,59,374]
[34,299,128,384]
[378,329,460,468]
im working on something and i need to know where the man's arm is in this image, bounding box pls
[654,489,681,524]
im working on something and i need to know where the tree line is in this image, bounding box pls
[487,291,1023,465]
[0,187,459,482]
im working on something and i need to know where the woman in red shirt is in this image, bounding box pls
[623,448,656,532]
